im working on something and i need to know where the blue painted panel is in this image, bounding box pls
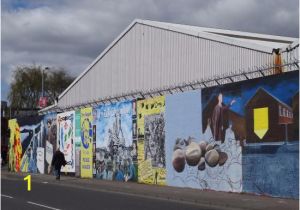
[242,143,299,198]
[165,90,202,188]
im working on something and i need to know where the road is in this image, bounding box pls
[2,178,219,210]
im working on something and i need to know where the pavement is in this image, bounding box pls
[1,168,299,210]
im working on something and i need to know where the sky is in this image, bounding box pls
[1,0,299,102]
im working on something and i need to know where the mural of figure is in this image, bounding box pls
[20,123,41,173]
[95,150,106,179]
[28,146,37,173]
[110,111,126,146]
[224,121,235,145]
[106,156,114,180]
[115,165,125,181]
[131,141,137,159]
[47,119,57,152]
[211,93,235,142]
[126,158,136,181]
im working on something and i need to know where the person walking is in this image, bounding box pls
[51,148,66,180]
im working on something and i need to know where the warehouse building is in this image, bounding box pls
[40,19,299,113]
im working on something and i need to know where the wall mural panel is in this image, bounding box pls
[75,110,81,177]
[8,116,44,174]
[80,107,93,178]
[137,96,166,185]
[8,119,22,172]
[57,111,75,173]
[202,71,299,198]
[43,113,57,174]
[240,71,299,198]
[94,101,136,181]
[166,90,242,192]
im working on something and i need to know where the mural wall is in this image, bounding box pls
[43,113,57,174]
[166,90,242,192]
[137,96,166,185]
[80,107,93,178]
[7,71,298,199]
[8,116,44,174]
[240,71,299,198]
[93,101,136,181]
[57,111,75,173]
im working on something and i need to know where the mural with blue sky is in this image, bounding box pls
[202,71,299,116]
[94,100,133,149]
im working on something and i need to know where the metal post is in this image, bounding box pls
[42,67,49,98]
[42,68,44,98]
[285,124,288,144]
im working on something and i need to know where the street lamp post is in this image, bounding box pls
[42,67,49,97]
[40,67,49,108]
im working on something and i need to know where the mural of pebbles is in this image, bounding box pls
[172,138,228,172]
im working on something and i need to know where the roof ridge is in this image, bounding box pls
[139,19,297,42]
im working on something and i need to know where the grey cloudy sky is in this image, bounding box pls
[1,0,299,101]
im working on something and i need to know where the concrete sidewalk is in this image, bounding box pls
[1,168,298,210]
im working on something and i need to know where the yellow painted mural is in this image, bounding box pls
[137,96,165,135]
[8,119,22,172]
[80,107,93,178]
[137,96,166,185]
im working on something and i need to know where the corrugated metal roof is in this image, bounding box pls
[58,19,297,101]
[54,19,298,110]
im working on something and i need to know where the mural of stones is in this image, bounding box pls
[137,96,166,185]
[8,116,44,174]
[166,90,242,192]
[94,101,136,181]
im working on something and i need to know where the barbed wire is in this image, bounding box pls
[39,60,299,115]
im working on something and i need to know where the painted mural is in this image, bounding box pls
[43,113,57,174]
[202,71,299,198]
[57,111,75,173]
[94,101,136,181]
[240,71,299,198]
[8,116,44,173]
[166,90,242,192]
[75,110,81,177]
[80,107,93,178]
[6,70,298,199]
[8,119,22,172]
[137,96,166,185]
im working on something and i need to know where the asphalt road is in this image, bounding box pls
[2,178,220,210]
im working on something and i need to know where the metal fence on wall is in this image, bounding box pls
[39,60,299,115]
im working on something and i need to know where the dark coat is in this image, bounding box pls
[212,103,231,141]
[51,150,66,170]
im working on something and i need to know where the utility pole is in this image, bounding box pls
[40,67,49,108]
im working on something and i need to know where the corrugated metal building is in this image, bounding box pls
[41,19,299,112]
